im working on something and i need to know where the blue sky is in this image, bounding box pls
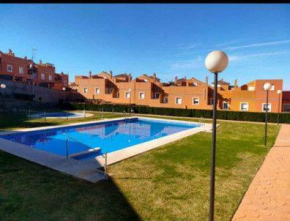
[1,4,290,89]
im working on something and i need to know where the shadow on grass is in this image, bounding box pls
[0,151,141,220]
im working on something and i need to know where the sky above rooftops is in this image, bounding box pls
[0,4,290,89]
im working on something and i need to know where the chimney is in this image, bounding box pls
[24,56,27,60]
[205,76,208,85]
[234,79,238,88]
[89,71,92,78]
[129,73,132,82]
[175,76,178,84]
[39,60,43,64]
[109,70,113,78]
[8,49,12,55]
[153,73,157,80]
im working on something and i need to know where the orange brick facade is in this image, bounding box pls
[0,49,68,90]
[73,71,290,113]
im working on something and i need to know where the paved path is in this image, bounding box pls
[232,124,290,221]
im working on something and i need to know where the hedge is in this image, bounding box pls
[14,93,35,101]
[65,102,290,124]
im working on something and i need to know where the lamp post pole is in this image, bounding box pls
[128,89,132,116]
[263,83,271,146]
[1,84,6,115]
[265,90,269,146]
[209,72,218,221]
[277,90,282,125]
[62,87,66,107]
[205,51,228,221]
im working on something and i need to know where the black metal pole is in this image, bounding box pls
[2,89,4,116]
[264,90,269,146]
[129,92,131,116]
[209,72,218,221]
[278,93,280,125]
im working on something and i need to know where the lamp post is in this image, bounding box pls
[128,89,132,115]
[263,82,271,146]
[277,89,282,125]
[62,87,66,106]
[1,83,6,115]
[205,51,229,221]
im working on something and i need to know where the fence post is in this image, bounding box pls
[104,152,108,180]
[66,138,69,158]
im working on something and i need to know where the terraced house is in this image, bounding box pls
[0,49,69,90]
[73,71,290,113]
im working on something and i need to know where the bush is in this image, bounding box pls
[67,102,290,123]
[14,93,35,101]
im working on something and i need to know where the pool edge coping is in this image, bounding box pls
[0,116,212,183]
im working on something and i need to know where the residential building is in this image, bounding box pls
[73,71,289,113]
[0,49,68,90]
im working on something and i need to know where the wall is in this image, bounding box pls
[0,79,70,104]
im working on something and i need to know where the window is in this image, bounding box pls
[262,103,272,112]
[193,82,198,87]
[248,86,255,91]
[64,81,67,86]
[95,88,100,94]
[154,93,160,99]
[19,67,24,74]
[84,88,88,94]
[163,97,168,103]
[283,104,290,112]
[139,92,145,99]
[209,98,213,105]
[175,97,182,105]
[240,102,249,111]
[49,75,52,81]
[41,73,45,80]
[125,92,131,99]
[7,65,13,72]
[270,84,275,91]
[116,92,120,98]
[193,97,199,105]
[223,102,229,110]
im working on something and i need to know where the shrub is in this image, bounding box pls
[14,93,35,101]
[67,102,290,123]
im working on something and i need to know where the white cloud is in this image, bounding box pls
[179,44,199,50]
[229,50,290,61]
[171,56,203,69]
[226,40,290,51]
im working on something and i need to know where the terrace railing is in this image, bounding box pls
[64,133,108,180]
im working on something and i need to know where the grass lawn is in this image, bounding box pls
[0,113,280,220]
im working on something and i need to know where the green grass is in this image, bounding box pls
[0,113,280,220]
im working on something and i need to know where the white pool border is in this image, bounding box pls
[28,111,93,119]
[0,116,212,183]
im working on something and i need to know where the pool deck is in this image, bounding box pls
[0,116,212,183]
[232,124,290,221]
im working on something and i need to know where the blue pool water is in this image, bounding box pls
[0,118,198,161]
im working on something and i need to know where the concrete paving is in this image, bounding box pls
[232,124,290,221]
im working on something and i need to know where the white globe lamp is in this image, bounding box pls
[263,82,271,91]
[205,51,229,73]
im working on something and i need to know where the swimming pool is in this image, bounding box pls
[29,111,93,119]
[0,117,199,161]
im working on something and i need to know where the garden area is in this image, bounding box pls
[0,112,280,220]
